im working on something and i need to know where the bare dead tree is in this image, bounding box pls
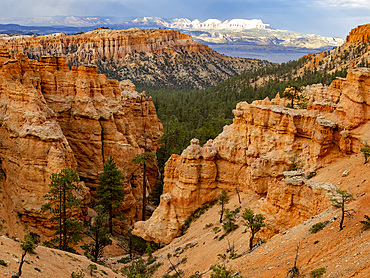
[286,243,300,278]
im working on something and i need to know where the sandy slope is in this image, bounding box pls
[0,236,124,278]
[149,153,370,277]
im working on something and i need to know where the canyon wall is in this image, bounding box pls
[133,68,370,244]
[0,49,163,236]
[0,28,273,88]
[2,29,209,62]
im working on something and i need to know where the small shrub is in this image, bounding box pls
[204,223,214,229]
[71,270,85,278]
[100,269,108,275]
[181,200,217,234]
[360,215,370,229]
[311,267,325,278]
[213,226,221,234]
[122,257,161,278]
[229,252,242,260]
[222,209,239,233]
[0,259,7,267]
[87,264,97,275]
[299,101,308,109]
[309,222,328,234]
[117,257,131,264]
[307,172,317,179]
[360,143,370,164]
[210,264,242,278]
[11,275,20,278]
[314,240,319,244]
[34,267,41,272]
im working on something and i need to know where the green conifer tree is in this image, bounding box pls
[41,168,83,252]
[82,205,112,262]
[18,232,38,276]
[96,156,125,234]
[133,152,155,221]
[218,189,229,223]
[242,208,265,250]
[331,190,355,230]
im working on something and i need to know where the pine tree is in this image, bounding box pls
[218,189,229,223]
[132,152,155,221]
[281,86,301,108]
[17,232,38,276]
[242,208,265,250]
[360,143,370,164]
[41,168,83,252]
[82,205,112,262]
[96,156,125,234]
[331,190,355,230]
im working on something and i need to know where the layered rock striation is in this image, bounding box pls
[0,50,163,236]
[133,68,370,244]
[0,28,273,88]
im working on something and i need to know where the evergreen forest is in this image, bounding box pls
[137,58,348,172]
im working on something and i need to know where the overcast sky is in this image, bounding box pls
[0,0,370,37]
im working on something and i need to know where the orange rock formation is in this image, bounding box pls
[346,23,370,43]
[0,28,273,88]
[1,29,209,63]
[0,50,163,236]
[133,68,370,244]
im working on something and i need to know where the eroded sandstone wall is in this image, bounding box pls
[133,68,370,244]
[0,28,273,89]
[0,50,163,236]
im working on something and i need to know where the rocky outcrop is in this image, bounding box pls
[301,24,370,74]
[0,28,273,88]
[0,50,163,236]
[133,68,370,244]
[346,24,370,44]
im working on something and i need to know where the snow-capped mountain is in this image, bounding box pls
[166,18,270,30]
[127,17,269,30]
[0,16,345,62]
[123,17,343,48]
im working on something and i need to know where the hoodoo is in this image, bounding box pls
[133,68,370,244]
[0,50,163,236]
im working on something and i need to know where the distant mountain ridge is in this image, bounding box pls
[131,17,270,30]
[0,16,345,63]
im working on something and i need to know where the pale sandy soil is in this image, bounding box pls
[0,236,124,278]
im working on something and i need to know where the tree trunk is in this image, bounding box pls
[59,184,63,250]
[249,233,255,250]
[109,206,113,234]
[62,183,67,251]
[18,251,26,276]
[236,187,241,204]
[94,233,99,262]
[142,162,147,221]
[219,202,224,223]
[340,203,345,230]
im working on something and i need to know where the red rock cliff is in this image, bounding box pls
[0,50,163,236]
[133,68,370,244]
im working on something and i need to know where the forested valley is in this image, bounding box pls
[138,58,348,173]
